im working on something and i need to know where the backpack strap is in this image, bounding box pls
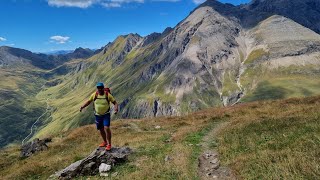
[93,88,111,114]
[94,91,99,101]
[104,89,110,104]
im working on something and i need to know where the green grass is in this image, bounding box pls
[239,50,245,63]
[1,96,320,179]
[217,97,320,179]
[184,125,213,179]
[244,49,269,65]
[240,62,320,103]
[0,111,214,179]
[222,70,240,96]
[0,70,48,147]
[242,75,320,103]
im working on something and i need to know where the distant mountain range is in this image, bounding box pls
[44,50,74,55]
[44,48,99,56]
[1,0,320,147]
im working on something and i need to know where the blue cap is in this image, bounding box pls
[96,82,104,87]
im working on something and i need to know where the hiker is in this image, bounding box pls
[80,82,119,151]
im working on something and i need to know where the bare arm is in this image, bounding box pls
[113,101,119,114]
[80,100,92,112]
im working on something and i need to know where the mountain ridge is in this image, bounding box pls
[33,3,320,140]
[200,0,320,34]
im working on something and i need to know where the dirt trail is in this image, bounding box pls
[198,121,237,180]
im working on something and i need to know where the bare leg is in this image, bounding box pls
[105,126,112,145]
[99,128,107,143]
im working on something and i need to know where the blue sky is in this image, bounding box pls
[0,0,250,53]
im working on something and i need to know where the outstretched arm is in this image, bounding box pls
[80,100,92,112]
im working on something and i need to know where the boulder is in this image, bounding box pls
[50,147,132,180]
[20,138,52,158]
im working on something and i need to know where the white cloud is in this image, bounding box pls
[192,0,205,4]
[0,37,7,42]
[47,0,180,8]
[110,0,144,3]
[101,0,144,7]
[50,35,70,44]
[152,0,180,2]
[48,0,96,8]
[101,2,122,7]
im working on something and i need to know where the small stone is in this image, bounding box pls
[99,163,112,173]
[213,153,218,157]
[205,153,212,159]
[211,163,220,170]
[206,172,212,177]
[112,172,118,177]
[155,125,161,129]
[212,175,218,179]
[100,173,109,177]
[210,158,219,164]
[165,155,172,162]
[188,144,193,146]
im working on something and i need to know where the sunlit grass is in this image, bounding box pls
[1,96,319,179]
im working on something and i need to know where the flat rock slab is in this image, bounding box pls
[198,151,236,180]
[50,147,132,180]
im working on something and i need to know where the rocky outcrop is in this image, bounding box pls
[20,138,52,157]
[141,32,162,47]
[112,33,142,66]
[222,91,244,106]
[50,147,132,179]
[121,99,179,118]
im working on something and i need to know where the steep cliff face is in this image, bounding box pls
[116,5,245,116]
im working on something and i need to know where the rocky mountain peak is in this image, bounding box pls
[0,46,56,69]
[69,47,94,59]
[162,27,173,35]
[200,0,320,34]
[141,32,162,47]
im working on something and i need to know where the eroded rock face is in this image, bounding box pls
[20,138,52,158]
[50,147,132,180]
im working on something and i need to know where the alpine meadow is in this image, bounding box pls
[0,0,319,179]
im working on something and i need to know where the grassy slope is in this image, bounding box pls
[34,35,181,138]
[217,97,320,179]
[0,96,319,179]
[241,64,320,102]
[0,68,48,147]
[35,41,320,141]
[33,36,147,138]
